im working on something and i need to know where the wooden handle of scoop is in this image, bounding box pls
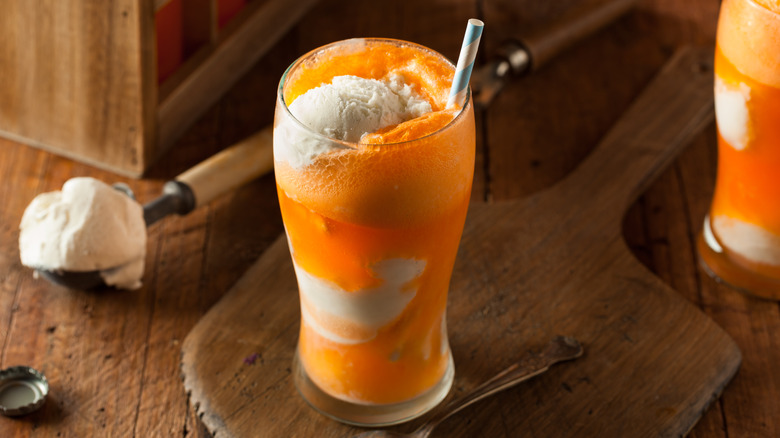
[520,0,638,72]
[175,125,274,209]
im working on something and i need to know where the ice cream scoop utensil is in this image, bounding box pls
[471,0,638,108]
[38,269,116,291]
[144,125,274,225]
[39,125,274,289]
[353,336,583,438]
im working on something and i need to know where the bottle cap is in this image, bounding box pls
[0,366,49,416]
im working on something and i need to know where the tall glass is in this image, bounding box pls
[273,39,475,425]
[699,0,780,300]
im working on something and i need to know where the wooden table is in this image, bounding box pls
[0,0,777,436]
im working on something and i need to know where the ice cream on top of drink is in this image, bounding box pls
[291,75,431,142]
[275,39,474,404]
[275,39,459,169]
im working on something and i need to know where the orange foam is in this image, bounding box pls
[283,39,453,112]
[274,118,473,229]
[362,109,458,145]
[717,0,780,88]
[754,0,780,13]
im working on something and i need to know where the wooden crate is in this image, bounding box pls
[0,0,316,177]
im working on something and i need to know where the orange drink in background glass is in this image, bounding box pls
[273,39,475,425]
[699,0,780,299]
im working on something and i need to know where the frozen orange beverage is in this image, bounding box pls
[699,0,780,299]
[273,39,475,425]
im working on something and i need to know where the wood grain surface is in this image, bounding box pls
[181,47,739,438]
[0,0,155,175]
[0,0,778,437]
[0,0,315,177]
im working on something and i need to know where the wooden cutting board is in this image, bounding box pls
[181,47,740,437]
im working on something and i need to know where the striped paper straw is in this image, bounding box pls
[446,18,484,109]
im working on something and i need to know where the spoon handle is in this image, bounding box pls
[414,336,583,438]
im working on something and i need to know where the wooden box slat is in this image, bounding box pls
[156,0,318,159]
[0,0,313,177]
[182,0,217,56]
[0,0,156,176]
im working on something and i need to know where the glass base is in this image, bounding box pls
[698,215,780,300]
[292,349,454,427]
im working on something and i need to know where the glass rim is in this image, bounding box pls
[276,37,472,150]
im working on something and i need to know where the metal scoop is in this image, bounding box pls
[36,126,274,290]
[470,0,638,108]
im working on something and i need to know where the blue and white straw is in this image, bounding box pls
[446,18,484,109]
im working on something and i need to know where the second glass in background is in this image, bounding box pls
[699,0,780,299]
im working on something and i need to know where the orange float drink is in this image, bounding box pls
[273,39,475,425]
[699,0,780,299]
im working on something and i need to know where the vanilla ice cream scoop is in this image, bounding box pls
[19,177,147,289]
[19,127,275,291]
[275,74,432,169]
[290,75,431,142]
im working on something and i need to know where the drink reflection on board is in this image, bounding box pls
[699,0,780,299]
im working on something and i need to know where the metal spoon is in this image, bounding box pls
[36,127,274,290]
[353,336,584,438]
